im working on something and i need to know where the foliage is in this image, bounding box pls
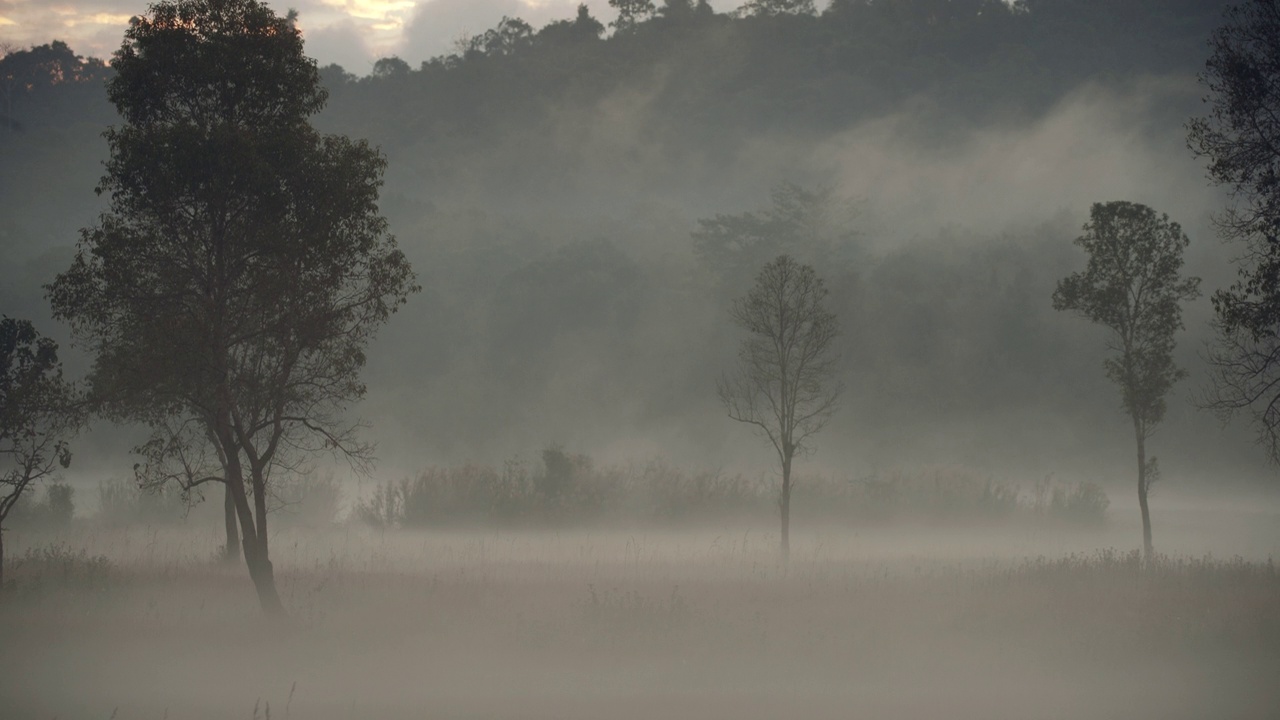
[1052,201,1199,556]
[45,0,416,615]
[1189,0,1280,465]
[693,183,858,293]
[1049,480,1110,526]
[739,0,816,17]
[1,317,80,587]
[3,543,112,595]
[1053,202,1200,432]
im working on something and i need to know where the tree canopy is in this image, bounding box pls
[1053,201,1200,557]
[46,0,416,615]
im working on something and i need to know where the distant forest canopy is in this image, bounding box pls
[1,0,1267,488]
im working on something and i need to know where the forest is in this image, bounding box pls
[2,1,1279,718]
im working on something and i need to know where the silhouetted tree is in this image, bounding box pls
[719,255,840,560]
[693,183,857,293]
[1052,201,1200,560]
[740,0,816,16]
[47,0,417,616]
[610,0,657,31]
[1188,0,1280,465]
[0,318,80,590]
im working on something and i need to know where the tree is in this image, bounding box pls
[0,318,80,591]
[47,0,417,616]
[719,255,840,560]
[1052,201,1200,560]
[693,183,858,293]
[739,0,816,17]
[1187,0,1280,463]
[609,0,657,32]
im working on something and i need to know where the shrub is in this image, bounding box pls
[1049,481,1110,526]
[5,542,113,593]
[7,482,76,528]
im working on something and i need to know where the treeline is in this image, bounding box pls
[0,0,1261,485]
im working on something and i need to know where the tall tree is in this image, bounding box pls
[1188,0,1280,463]
[719,255,840,560]
[609,0,657,31]
[739,0,816,17]
[47,0,417,615]
[693,183,858,294]
[1052,201,1200,560]
[0,318,80,591]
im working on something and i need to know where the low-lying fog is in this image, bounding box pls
[3,488,1279,720]
[5,3,1280,718]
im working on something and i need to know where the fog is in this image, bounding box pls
[3,2,1280,718]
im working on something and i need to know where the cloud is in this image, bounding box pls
[302,16,377,73]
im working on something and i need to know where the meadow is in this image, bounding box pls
[2,491,1279,720]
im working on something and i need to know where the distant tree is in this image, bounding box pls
[47,0,417,616]
[538,5,607,45]
[0,318,80,590]
[609,0,657,31]
[719,255,840,560]
[372,55,411,80]
[482,17,535,56]
[1052,201,1200,560]
[693,183,858,292]
[739,0,816,17]
[1188,0,1280,465]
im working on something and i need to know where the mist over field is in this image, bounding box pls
[3,1,1280,718]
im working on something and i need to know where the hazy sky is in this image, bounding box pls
[0,0,780,73]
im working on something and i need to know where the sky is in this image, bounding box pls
[0,0,772,73]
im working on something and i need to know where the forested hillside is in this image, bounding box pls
[0,0,1262,488]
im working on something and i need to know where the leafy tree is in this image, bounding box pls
[609,0,657,31]
[538,4,607,45]
[719,255,840,559]
[0,40,109,131]
[1188,0,1280,464]
[0,318,80,590]
[372,56,411,80]
[693,183,858,292]
[739,0,816,16]
[1052,201,1200,560]
[47,0,417,615]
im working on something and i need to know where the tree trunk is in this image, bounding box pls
[222,482,240,564]
[243,531,285,616]
[780,451,792,562]
[0,527,6,593]
[1134,421,1154,561]
[218,425,285,617]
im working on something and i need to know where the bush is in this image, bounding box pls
[1049,481,1110,526]
[7,482,76,528]
[4,542,112,593]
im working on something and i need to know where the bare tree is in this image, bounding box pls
[0,318,80,590]
[719,254,840,560]
[1052,201,1200,560]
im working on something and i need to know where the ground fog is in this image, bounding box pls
[3,496,1279,720]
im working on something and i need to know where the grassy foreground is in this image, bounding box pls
[1,521,1278,720]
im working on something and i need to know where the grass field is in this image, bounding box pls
[2,498,1279,719]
